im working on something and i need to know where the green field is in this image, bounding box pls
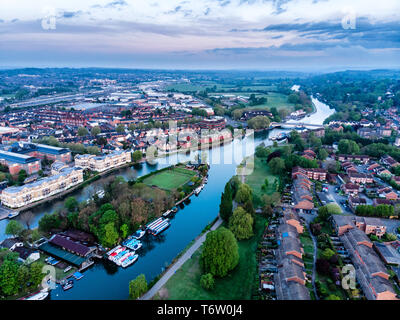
[245,156,279,201]
[156,216,266,300]
[142,167,196,191]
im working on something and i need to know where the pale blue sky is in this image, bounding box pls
[0,0,399,70]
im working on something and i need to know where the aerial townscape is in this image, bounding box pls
[0,0,400,309]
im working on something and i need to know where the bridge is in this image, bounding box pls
[270,122,325,129]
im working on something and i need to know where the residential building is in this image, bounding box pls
[337,154,370,164]
[198,116,226,130]
[0,149,41,175]
[75,150,131,172]
[292,166,327,181]
[291,170,314,213]
[9,142,72,163]
[0,167,83,208]
[348,172,374,184]
[339,227,397,300]
[341,183,360,196]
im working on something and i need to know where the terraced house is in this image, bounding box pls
[0,167,83,208]
[75,150,131,172]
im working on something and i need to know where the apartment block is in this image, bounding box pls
[0,167,83,208]
[75,150,131,172]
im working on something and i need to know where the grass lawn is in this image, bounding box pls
[245,92,295,112]
[142,167,196,191]
[156,216,267,300]
[245,156,279,201]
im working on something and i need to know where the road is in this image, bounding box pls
[139,216,223,300]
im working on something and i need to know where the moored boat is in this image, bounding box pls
[22,289,49,300]
[62,280,74,291]
[121,253,139,268]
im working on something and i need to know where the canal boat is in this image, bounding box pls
[146,217,164,230]
[151,220,170,236]
[62,280,74,291]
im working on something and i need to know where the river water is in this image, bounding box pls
[0,96,334,300]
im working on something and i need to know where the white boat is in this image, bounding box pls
[64,266,72,273]
[107,245,121,256]
[24,289,49,300]
[7,212,19,219]
[132,230,145,240]
[115,251,131,266]
[162,210,172,217]
[121,253,139,268]
[194,187,202,195]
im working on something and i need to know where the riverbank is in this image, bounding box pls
[150,215,267,300]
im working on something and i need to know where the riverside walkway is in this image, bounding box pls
[140,216,223,300]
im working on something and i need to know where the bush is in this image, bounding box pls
[200,273,215,290]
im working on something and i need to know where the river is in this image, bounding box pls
[0,96,334,300]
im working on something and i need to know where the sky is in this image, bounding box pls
[0,0,399,70]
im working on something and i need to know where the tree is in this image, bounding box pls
[268,157,285,175]
[325,203,342,215]
[235,183,252,204]
[132,150,143,163]
[38,213,61,232]
[102,222,119,248]
[18,169,27,184]
[77,127,88,136]
[200,273,215,290]
[321,248,336,260]
[120,224,129,239]
[129,274,148,299]
[16,265,30,291]
[326,294,341,300]
[219,183,233,222]
[229,207,254,240]
[65,197,79,212]
[0,259,19,296]
[30,229,41,242]
[91,126,101,136]
[247,116,270,130]
[318,148,329,160]
[116,124,125,133]
[5,220,24,237]
[338,139,360,155]
[29,261,45,288]
[201,227,239,277]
